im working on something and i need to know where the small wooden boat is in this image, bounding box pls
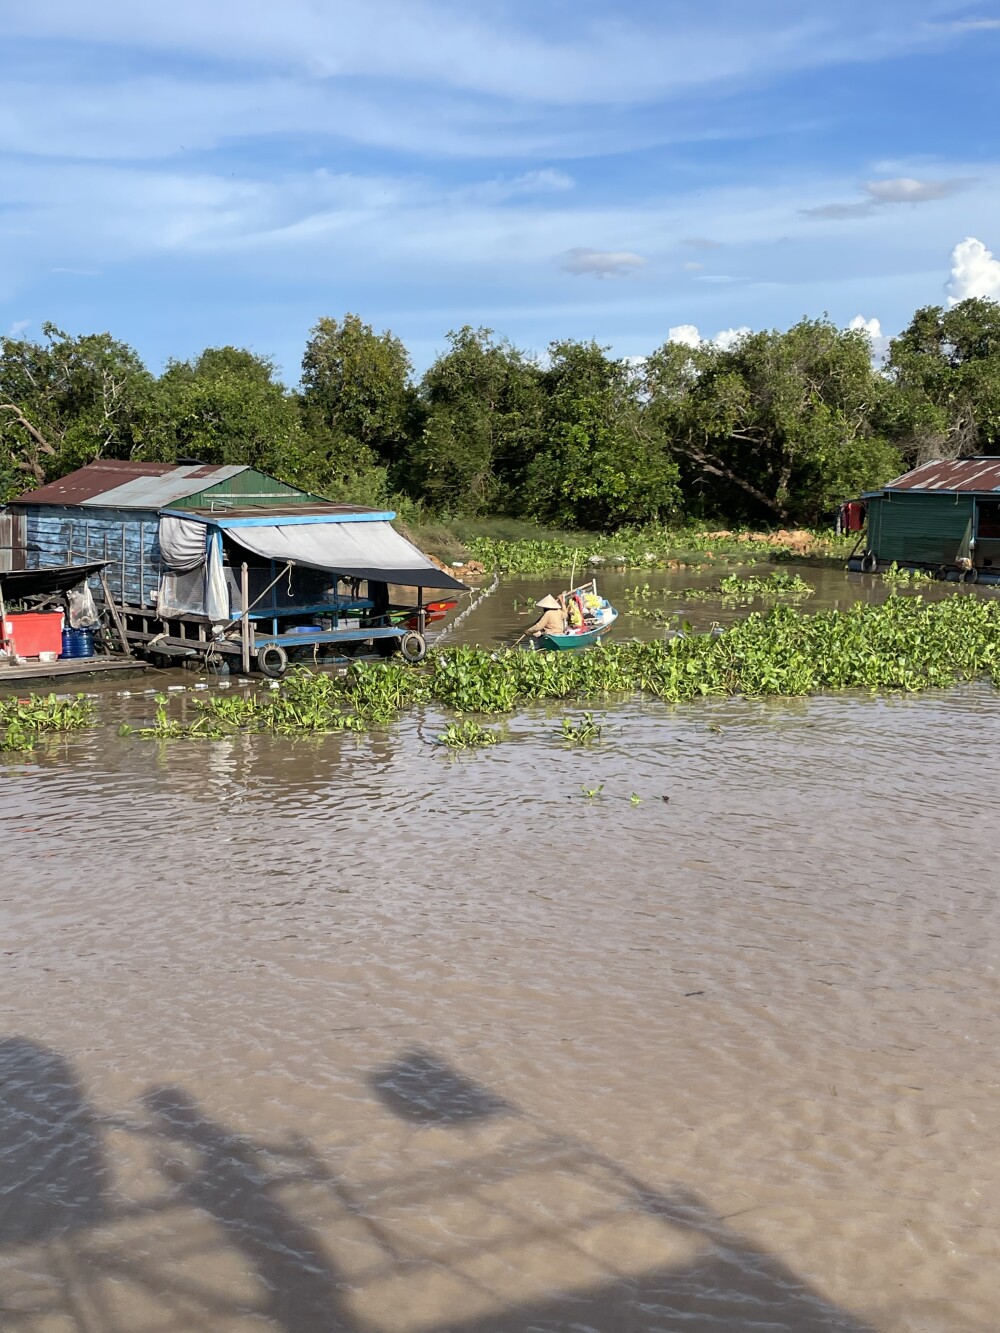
[536,580,618,651]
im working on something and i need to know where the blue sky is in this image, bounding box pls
[4,0,1000,379]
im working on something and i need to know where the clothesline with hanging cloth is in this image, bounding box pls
[219,517,467,591]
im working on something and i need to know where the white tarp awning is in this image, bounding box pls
[224,519,467,590]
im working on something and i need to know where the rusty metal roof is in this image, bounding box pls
[9,461,247,508]
[884,458,1000,493]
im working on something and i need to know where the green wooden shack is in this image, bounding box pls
[854,458,1000,583]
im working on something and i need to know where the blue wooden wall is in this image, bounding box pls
[23,505,164,608]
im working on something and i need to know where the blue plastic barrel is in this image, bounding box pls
[60,627,95,659]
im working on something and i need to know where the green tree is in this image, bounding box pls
[524,340,680,529]
[299,314,415,500]
[157,346,309,481]
[887,298,1000,459]
[410,327,543,515]
[0,324,158,498]
[650,319,902,525]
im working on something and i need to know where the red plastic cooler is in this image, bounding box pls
[4,611,64,658]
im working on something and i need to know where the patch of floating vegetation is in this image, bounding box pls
[0,693,93,752]
[6,595,1000,749]
[464,527,853,575]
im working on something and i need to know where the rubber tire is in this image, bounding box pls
[860,552,877,573]
[399,631,427,663]
[256,644,288,678]
[963,567,979,584]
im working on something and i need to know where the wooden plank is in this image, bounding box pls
[0,657,148,684]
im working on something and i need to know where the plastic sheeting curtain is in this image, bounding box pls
[156,517,230,622]
[159,516,209,572]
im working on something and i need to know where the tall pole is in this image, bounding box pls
[241,562,250,675]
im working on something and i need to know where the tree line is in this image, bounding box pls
[3,300,1000,528]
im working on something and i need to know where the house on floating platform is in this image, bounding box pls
[2,461,465,674]
[847,457,1000,584]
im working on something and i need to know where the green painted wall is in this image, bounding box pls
[177,469,324,509]
[872,491,973,566]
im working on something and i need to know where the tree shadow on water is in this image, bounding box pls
[0,1037,108,1246]
[367,1047,878,1333]
[142,1085,353,1332]
[0,1037,879,1332]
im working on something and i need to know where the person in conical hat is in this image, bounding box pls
[526,593,566,638]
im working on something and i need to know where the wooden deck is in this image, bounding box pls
[0,656,148,686]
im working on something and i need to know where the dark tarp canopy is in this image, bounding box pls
[0,561,107,599]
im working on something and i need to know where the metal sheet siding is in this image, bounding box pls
[179,468,324,509]
[874,492,973,565]
[865,497,882,553]
[23,505,163,607]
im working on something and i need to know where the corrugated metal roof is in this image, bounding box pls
[885,458,1000,493]
[180,504,379,519]
[9,461,248,508]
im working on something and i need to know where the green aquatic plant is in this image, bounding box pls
[579,784,605,799]
[718,571,814,599]
[464,527,850,575]
[436,720,501,749]
[0,692,94,751]
[93,592,1000,746]
[881,562,936,587]
[558,712,603,745]
[0,721,36,752]
[0,692,94,732]
[629,792,642,806]
[343,661,423,721]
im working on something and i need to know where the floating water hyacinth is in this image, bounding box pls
[14,594,1000,748]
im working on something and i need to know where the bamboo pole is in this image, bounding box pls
[240,562,250,675]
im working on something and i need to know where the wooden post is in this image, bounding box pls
[240,562,250,674]
[121,527,127,606]
[99,571,133,657]
[417,586,426,635]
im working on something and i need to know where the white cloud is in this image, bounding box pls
[683,260,704,271]
[560,248,647,278]
[804,174,972,219]
[668,323,749,350]
[713,325,751,350]
[5,320,30,338]
[3,1,974,109]
[848,314,891,361]
[943,17,1000,31]
[668,324,702,348]
[947,236,1000,305]
[862,176,969,204]
[466,169,574,203]
[681,236,723,249]
[848,314,881,338]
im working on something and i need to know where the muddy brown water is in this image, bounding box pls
[1,564,998,1331]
